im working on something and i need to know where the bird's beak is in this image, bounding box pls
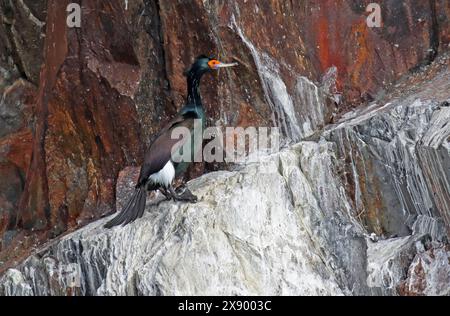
[216,62,239,69]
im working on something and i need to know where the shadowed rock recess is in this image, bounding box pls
[0,0,449,295]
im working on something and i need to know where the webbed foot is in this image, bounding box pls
[169,186,198,203]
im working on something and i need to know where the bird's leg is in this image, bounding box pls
[175,182,187,194]
[168,185,198,203]
[159,187,172,201]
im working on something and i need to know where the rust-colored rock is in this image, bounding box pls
[0,0,47,84]
[0,130,33,251]
[0,77,35,252]
[17,0,144,238]
[0,130,32,176]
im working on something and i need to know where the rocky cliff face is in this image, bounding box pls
[0,55,448,296]
[0,0,449,295]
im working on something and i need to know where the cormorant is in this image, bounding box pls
[105,55,238,228]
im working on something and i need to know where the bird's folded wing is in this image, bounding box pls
[136,113,197,187]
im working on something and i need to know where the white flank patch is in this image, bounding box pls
[149,161,175,188]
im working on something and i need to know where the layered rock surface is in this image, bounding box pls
[1,61,448,296]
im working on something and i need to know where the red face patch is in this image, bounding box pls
[208,59,221,69]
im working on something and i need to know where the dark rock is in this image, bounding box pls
[0,0,47,84]
[0,79,35,138]
[0,161,24,250]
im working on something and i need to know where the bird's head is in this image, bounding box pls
[184,55,238,77]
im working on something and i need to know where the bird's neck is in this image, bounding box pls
[186,73,203,107]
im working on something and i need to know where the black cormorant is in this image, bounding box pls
[105,55,238,228]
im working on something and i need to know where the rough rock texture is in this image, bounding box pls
[0,60,448,295]
[398,244,450,296]
[0,0,449,290]
[0,0,47,87]
[0,129,33,249]
[323,66,450,239]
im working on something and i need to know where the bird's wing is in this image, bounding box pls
[136,112,198,187]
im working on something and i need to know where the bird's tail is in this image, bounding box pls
[104,187,147,229]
